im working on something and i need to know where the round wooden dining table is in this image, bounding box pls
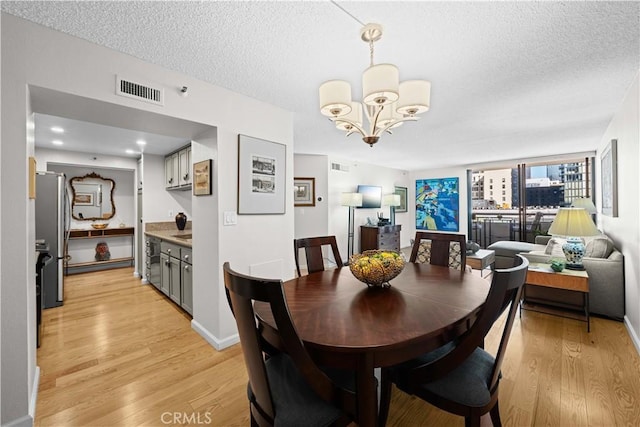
[254,263,491,427]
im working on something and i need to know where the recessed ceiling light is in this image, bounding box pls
[126,149,136,154]
[50,126,64,134]
[52,140,63,146]
[136,139,147,146]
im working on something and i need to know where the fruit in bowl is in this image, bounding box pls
[349,250,406,288]
[91,222,109,230]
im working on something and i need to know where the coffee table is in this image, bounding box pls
[520,262,590,331]
[466,249,495,277]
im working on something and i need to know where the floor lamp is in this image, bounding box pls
[341,192,363,259]
[383,194,401,225]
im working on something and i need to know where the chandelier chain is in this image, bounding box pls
[330,1,365,26]
[369,39,374,67]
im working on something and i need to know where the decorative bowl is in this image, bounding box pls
[91,223,109,230]
[349,250,406,288]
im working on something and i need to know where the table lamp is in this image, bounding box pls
[382,194,401,225]
[341,192,363,258]
[547,207,600,270]
[571,197,597,222]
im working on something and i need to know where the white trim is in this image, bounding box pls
[624,315,640,356]
[29,366,40,419]
[191,319,239,350]
[2,415,33,427]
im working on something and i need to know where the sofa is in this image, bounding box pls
[487,235,624,320]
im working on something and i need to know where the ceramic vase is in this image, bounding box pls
[175,212,187,230]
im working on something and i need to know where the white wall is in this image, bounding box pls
[294,154,329,239]
[141,153,192,223]
[1,14,293,425]
[327,157,411,258]
[596,71,640,351]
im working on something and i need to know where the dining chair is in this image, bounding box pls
[409,231,467,270]
[294,236,344,277]
[378,254,529,427]
[223,262,357,427]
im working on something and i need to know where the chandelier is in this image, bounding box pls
[319,23,431,147]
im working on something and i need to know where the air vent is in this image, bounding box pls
[116,75,164,106]
[331,162,349,172]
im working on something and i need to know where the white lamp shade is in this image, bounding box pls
[319,80,352,117]
[548,208,600,237]
[341,192,363,207]
[397,80,431,115]
[362,64,399,106]
[336,102,363,131]
[376,102,403,130]
[383,194,401,207]
[571,197,597,214]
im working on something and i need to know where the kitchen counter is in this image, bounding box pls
[144,229,192,247]
[145,221,192,247]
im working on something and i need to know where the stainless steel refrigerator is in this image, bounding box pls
[35,171,69,308]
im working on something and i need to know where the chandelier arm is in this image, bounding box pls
[332,118,367,137]
[369,105,385,135]
[373,116,420,137]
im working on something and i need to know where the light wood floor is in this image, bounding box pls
[36,267,640,426]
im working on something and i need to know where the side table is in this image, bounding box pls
[466,249,495,277]
[520,262,590,331]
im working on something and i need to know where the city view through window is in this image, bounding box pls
[470,159,591,246]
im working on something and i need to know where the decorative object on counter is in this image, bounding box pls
[377,211,390,226]
[349,250,405,288]
[547,207,599,270]
[293,177,316,207]
[193,159,213,196]
[466,240,480,255]
[238,134,286,214]
[550,259,565,272]
[95,241,111,261]
[91,222,109,230]
[175,212,187,231]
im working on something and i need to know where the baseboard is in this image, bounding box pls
[3,367,39,427]
[29,366,40,418]
[191,319,239,351]
[624,315,640,356]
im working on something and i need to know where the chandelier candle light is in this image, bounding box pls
[319,23,431,147]
[547,207,600,270]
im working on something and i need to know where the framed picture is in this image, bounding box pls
[193,159,213,196]
[294,177,315,207]
[394,186,408,213]
[74,192,94,206]
[601,139,618,217]
[415,177,460,231]
[238,134,286,214]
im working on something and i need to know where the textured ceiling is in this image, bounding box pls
[3,1,639,170]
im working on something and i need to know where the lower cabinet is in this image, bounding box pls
[160,240,192,315]
[181,248,193,315]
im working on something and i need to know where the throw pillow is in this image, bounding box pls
[585,236,615,258]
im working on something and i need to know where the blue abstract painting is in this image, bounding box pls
[415,177,459,231]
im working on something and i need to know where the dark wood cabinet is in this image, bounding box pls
[360,225,401,252]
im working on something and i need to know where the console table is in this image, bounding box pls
[360,225,401,252]
[520,262,590,331]
[66,227,135,273]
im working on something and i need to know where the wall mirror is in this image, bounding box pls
[70,172,116,221]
